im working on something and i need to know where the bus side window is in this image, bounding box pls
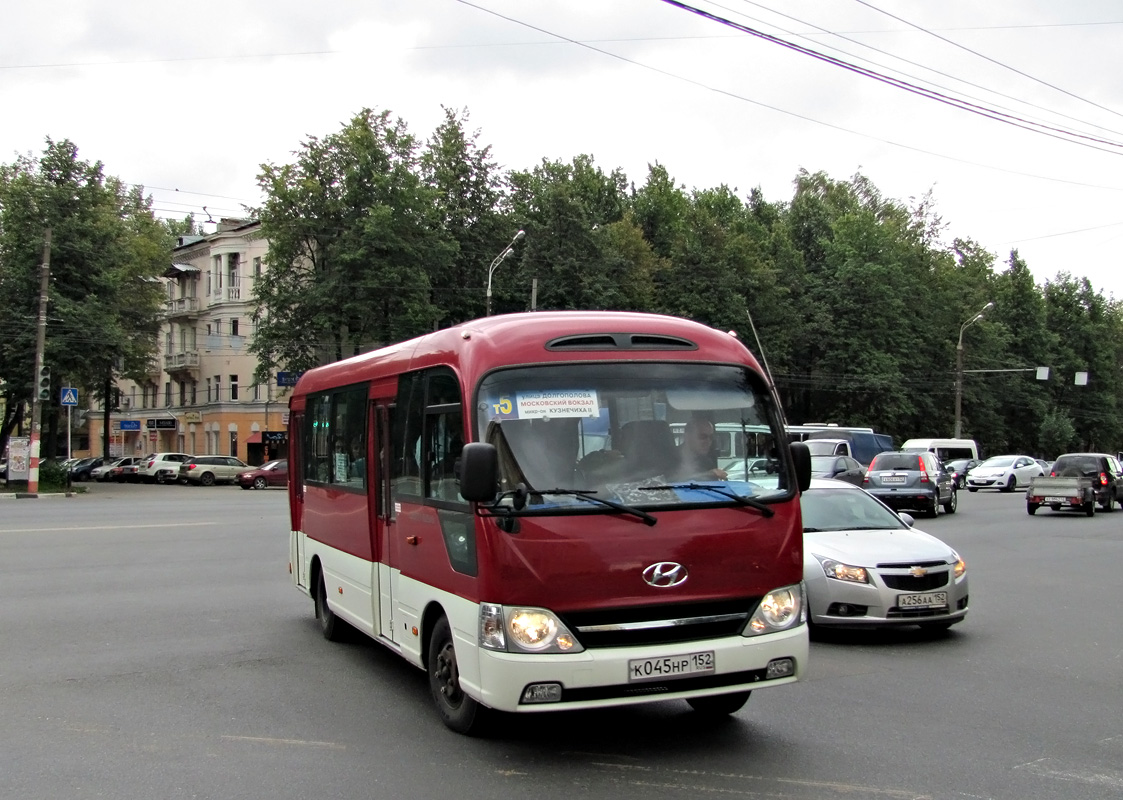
[391,373,423,497]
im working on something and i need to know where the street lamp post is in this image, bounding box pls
[485,230,525,317]
[954,301,994,439]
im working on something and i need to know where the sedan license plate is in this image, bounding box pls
[898,591,948,609]
[881,476,906,484]
[629,651,715,683]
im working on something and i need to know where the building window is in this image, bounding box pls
[206,378,212,402]
[230,375,239,402]
[191,381,197,405]
[165,381,172,407]
[253,256,262,279]
[214,375,221,402]
[231,318,239,337]
[252,382,261,401]
[229,430,238,458]
[213,255,222,290]
[179,381,186,406]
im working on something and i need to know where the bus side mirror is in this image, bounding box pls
[459,442,499,502]
[790,441,812,493]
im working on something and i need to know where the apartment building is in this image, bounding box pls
[87,219,292,465]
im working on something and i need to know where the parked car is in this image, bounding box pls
[69,456,108,482]
[944,458,980,489]
[1046,452,1123,511]
[137,452,193,484]
[810,454,865,486]
[1035,459,1053,474]
[103,456,142,482]
[238,459,288,489]
[179,455,250,486]
[802,478,968,630]
[965,455,1044,493]
[90,458,127,481]
[864,450,957,517]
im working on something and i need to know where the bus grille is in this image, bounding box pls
[561,598,757,649]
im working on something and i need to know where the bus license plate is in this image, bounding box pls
[898,592,947,608]
[629,651,715,683]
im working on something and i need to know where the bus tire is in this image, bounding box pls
[428,615,484,735]
[315,573,347,642]
[687,691,751,716]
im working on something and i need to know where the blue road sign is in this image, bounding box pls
[120,420,142,431]
[60,387,78,406]
[277,371,304,387]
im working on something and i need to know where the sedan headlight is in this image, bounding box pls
[745,583,805,636]
[952,553,967,579]
[479,603,584,654]
[814,555,870,584]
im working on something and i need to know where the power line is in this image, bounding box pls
[658,0,1123,153]
[852,0,1123,122]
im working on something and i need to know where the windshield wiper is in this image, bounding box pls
[638,483,775,518]
[503,487,658,526]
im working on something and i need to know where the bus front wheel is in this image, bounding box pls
[428,616,485,734]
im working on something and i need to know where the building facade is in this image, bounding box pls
[87,220,292,465]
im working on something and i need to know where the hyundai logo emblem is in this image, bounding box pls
[643,562,688,588]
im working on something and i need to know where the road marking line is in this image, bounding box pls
[1015,757,1123,789]
[220,735,345,750]
[0,522,218,534]
[593,763,928,798]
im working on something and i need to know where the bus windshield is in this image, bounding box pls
[475,362,788,511]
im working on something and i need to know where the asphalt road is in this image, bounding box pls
[1,483,1121,800]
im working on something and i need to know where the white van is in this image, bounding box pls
[900,438,979,462]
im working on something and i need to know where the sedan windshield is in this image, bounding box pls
[475,362,790,511]
[801,487,907,532]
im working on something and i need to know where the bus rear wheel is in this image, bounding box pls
[428,616,485,734]
[315,572,347,642]
[687,691,751,716]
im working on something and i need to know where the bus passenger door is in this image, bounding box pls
[372,402,395,643]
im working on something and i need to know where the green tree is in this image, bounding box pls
[0,139,166,461]
[420,106,508,325]
[251,108,455,379]
[506,155,629,312]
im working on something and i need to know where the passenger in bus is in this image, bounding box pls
[350,438,365,482]
[676,418,728,481]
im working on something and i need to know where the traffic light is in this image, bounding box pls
[37,365,50,401]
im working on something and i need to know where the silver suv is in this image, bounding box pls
[864,450,957,518]
[178,455,249,486]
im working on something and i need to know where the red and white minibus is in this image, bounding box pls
[288,311,811,733]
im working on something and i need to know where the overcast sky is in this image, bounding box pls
[4,1,1122,299]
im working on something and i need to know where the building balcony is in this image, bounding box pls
[166,296,200,318]
[164,350,201,374]
[209,286,243,305]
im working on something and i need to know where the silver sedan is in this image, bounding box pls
[802,479,969,631]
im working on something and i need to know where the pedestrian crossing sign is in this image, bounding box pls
[60,387,78,406]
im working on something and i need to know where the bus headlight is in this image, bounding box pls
[479,604,584,653]
[745,584,805,636]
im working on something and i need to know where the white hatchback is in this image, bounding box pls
[137,452,193,484]
[965,455,1044,493]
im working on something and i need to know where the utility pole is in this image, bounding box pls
[27,228,51,497]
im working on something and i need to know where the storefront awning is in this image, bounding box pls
[246,432,262,444]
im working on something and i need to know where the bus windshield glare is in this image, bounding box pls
[475,362,788,510]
